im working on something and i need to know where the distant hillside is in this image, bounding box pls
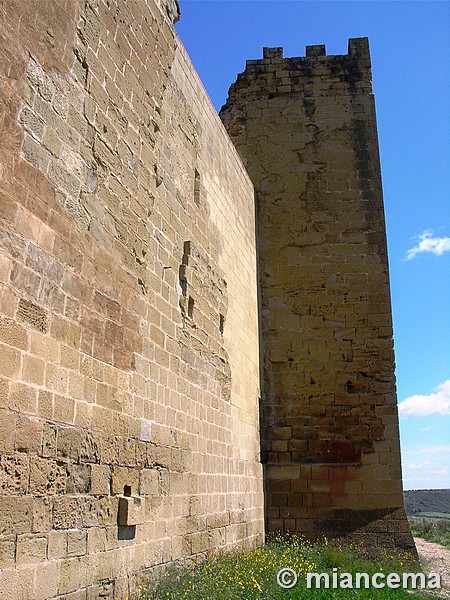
[404,489,450,516]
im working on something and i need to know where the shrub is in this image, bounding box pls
[409,516,450,549]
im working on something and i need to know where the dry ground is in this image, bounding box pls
[414,537,450,598]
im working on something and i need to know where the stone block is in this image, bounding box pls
[10,382,37,414]
[0,409,15,452]
[117,495,143,526]
[0,453,29,494]
[22,354,45,385]
[87,528,107,554]
[35,559,60,600]
[67,463,91,494]
[139,468,159,495]
[0,343,21,378]
[0,564,35,600]
[38,390,54,419]
[190,531,210,554]
[99,435,118,464]
[47,530,67,559]
[169,472,185,495]
[74,400,91,429]
[0,379,8,409]
[111,465,139,495]
[16,533,47,564]
[0,538,15,569]
[16,296,49,333]
[58,557,85,595]
[79,431,100,463]
[53,394,75,424]
[207,512,230,529]
[19,195,41,235]
[267,465,300,480]
[67,530,87,557]
[90,464,111,495]
[29,456,66,496]
[97,496,119,526]
[15,415,42,453]
[53,496,79,529]
[0,496,33,536]
[42,422,57,457]
[117,436,138,466]
[32,496,53,533]
[65,590,89,600]
[0,316,29,349]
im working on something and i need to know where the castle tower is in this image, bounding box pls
[221,39,416,555]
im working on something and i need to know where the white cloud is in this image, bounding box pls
[406,460,432,471]
[420,446,450,454]
[403,462,449,489]
[398,380,450,418]
[402,446,450,459]
[405,229,450,260]
[420,426,433,432]
[402,447,450,489]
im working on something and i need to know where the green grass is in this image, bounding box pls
[409,515,450,549]
[137,535,436,599]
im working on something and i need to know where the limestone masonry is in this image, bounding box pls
[220,40,415,554]
[0,0,415,597]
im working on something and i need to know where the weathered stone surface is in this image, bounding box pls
[16,533,48,564]
[53,496,79,530]
[0,316,29,349]
[29,456,66,496]
[67,463,91,494]
[221,39,415,556]
[32,496,53,533]
[0,497,33,536]
[0,454,29,494]
[0,0,412,597]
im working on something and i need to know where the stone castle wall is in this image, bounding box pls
[220,41,415,555]
[0,1,264,597]
[0,1,416,597]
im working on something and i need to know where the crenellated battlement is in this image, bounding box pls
[232,38,373,102]
[256,37,370,62]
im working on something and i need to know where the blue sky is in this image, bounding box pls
[175,1,450,490]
